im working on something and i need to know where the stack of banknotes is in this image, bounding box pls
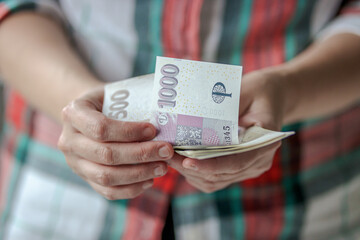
[103,57,294,159]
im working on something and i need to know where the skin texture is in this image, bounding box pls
[0,12,359,198]
[58,87,174,199]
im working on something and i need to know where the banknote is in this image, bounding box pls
[174,126,295,159]
[102,74,294,160]
[150,56,242,146]
[102,74,154,121]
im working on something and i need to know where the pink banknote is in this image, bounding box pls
[151,112,238,146]
[151,57,242,146]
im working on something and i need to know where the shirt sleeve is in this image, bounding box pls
[0,0,65,25]
[316,0,360,40]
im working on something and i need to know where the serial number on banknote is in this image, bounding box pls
[201,106,225,118]
[223,125,232,145]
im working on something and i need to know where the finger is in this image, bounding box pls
[185,175,232,193]
[233,171,264,182]
[183,158,272,185]
[170,154,263,187]
[252,156,273,172]
[89,179,154,200]
[63,154,89,182]
[62,99,156,142]
[225,154,275,182]
[59,117,173,165]
[238,75,255,116]
[168,154,238,182]
[65,132,173,165]
[169,152,257,181]
[213,146,278,183]
[73,158,168,187]
[167,154,186,171]
[182,141,281,174]
[238,114,263,129]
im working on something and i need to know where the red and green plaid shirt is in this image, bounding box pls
[0,0,360,239]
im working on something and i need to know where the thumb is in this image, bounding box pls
[239,111,280,131]
[239,114,263,128]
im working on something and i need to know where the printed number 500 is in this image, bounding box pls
[108,89,129,119]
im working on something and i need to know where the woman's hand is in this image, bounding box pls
[237,69,286,131]
[58,87,174,200]
[168,34,360,194]
[169,142,281,193]
[168,69,286,193]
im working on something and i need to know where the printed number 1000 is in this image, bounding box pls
[158,64,179,108]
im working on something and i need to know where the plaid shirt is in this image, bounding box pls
[0,0,360,239]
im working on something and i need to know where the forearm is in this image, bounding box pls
[270,33,360,124]
[0,12,102,123]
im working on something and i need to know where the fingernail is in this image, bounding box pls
[159,146,170,158]
[154,166,166,176]
[143,127,154,138]
[143,182,153,189]
[183,159,198,171]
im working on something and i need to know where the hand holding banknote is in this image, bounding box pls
[59,86,174,200]
[168,69,287,193]
[102,58,292,193]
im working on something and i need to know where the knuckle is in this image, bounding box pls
[120,124,136,140]
[252,171,264,179]
[257,159,273,172]
[131,168,146,181]
[240,158,253,170]
[92,117,109,141]
[202,189,215,194]
[204,174,219,182]
[57,135,70,152]
[185,177,194,186]
[97,145,114,165]
[202,185,217,193]
[264,161,273,171]
[70,166,83,178]
[95,170,113,186]
[201,180,217,193]
[64,157,77,174]
[103,188,117,200]
[124,187,142,199]
[135,145,152,162]
[71,98,81,106]
[61,104,72,122]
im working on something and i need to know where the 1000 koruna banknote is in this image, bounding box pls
[150,57,242,146]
